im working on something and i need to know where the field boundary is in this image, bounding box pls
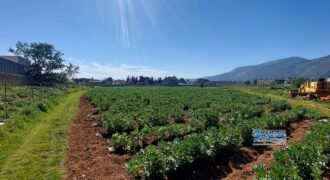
[0,90,85,179]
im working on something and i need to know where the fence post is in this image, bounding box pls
[30,86,33,105]
[4,83,8,121]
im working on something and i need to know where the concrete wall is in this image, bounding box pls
[0,73,32,86]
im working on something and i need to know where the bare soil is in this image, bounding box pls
[66,97,131,180]
[324,162,330,180]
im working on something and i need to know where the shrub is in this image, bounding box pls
[37,102,48,112]
[296,109,306,121]
[21,107,33,116]
[268,101,291,112]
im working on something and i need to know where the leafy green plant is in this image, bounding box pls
[111,133,135,153]
[254,164,269,179]
[102,114,137,135]
[126,127,243,179]
[268,100,291,112]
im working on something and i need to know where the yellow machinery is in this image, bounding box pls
[299,81,330,97]
[291,80,330,99]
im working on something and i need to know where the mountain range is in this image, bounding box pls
[204,55,330,81]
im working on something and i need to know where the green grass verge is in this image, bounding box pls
[0,90,85,180]
[238,87,330,117]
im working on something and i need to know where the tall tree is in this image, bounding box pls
[196,78,210,85]
[179,78,186,84]
[65,63,80,80]
[156,77,162,85]
[103,77,113,85]
[163,76,179,86]
[9,41,79,84]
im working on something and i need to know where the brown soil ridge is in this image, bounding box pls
[222,120,320,180]
[66,97,131,180]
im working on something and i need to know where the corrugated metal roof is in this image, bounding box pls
[0,56,30,66]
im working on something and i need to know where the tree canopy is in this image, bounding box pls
[196,78,210,85]
[125,76,183,86]
[291,77,305,88]
[9,41,79,85]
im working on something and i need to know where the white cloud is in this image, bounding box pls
[68,58,172,80]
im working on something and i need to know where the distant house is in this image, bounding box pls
[72,78,91,85]
[73,78,102,86]
[0,56,31,85]
[274,79,285,84]
[327,76,330,82]
[113,80,126,86]
[89,79,102,86]
[218,81,235,84]
[257,80,277,86]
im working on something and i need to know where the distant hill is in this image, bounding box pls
[204,55,330,81]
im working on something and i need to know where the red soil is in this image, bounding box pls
[66,97,131,180]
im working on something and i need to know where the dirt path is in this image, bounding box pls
[66,97,131,180]
[222,120,320,180]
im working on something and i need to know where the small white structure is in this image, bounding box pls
[113,80,126,85]
[257,80,277,86]
[327,76,330,82]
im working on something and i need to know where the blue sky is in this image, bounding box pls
[1,0,330,79]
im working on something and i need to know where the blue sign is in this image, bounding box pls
[252,129,286,146]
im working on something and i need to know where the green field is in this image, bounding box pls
[86,86,329,179]
[0,86,329,179]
